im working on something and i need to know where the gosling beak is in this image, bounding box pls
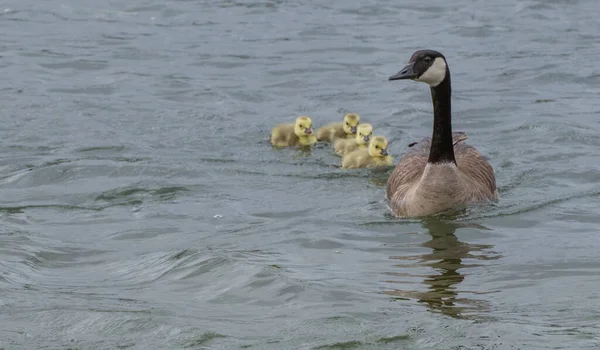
[363,135,370,142]
[350,126,357,133]
[389,62,416,81]
[305,127,313,134]
[380,148,388,156]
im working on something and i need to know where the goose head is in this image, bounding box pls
[388,50,448,87]
[342,113,360,135]
[294,116,314,137]
[368,136,389,158]
[355,123,373,146]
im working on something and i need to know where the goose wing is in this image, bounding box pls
[454,143,498,200]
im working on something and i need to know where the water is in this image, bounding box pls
[1,0,600,348]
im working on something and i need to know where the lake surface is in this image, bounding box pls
[1,0,600,349]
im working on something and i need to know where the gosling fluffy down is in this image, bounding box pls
[270,116,317,147]
[316,113,360,142]
[341,136,393,169]
[334,123,373,156]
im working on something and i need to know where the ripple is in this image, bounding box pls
[0,204,100,214]
[182,332,227,348]
[39,59,108,71]
[94,185,190,205]
[313,340,362,349]
[470,190,600,220]
[48,85,116,95]
[100,250,227,286]
[76,145,127,153]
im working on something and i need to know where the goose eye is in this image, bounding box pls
[424,56,432,63]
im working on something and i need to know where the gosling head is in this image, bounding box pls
[388,49,448,87]
[368,136,389,158]
[294,116,313,137]
[355,123,373,146]
[342,113,360,135]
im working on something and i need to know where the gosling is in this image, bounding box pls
[341,136,393,169]
[270,116,317,147]
[333,123,373,156]
[316,113,360,142]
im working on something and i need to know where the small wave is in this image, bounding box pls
[48,85,115,96]
[182,332,227,348]
[76,145,127,153]
[0,204,101,214]
[99,250,227,286]
[39,59,108,71]
[467,190,600,220]
[94,185,190,204]
[313,340,362,349]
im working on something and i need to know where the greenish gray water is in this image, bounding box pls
[1,0,600,349]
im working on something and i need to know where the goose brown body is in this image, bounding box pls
[386,133,497,217]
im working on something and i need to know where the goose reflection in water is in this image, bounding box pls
[383,218,502,319]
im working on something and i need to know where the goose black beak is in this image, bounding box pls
[305,128,313,134]
[350,126,357,133]
[363,135,370,142]
[380,148,389,156]
[389,62,416,80]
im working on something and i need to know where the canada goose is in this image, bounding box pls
[316,113,360,142]
[270,116,317,147]
[333,123,373,156]
[386,50,497,217]
[341,135,393,169]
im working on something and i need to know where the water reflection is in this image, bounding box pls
[383,219,502,319]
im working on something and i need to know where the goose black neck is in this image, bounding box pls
[427,68,455,164]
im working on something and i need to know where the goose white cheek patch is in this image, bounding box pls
[416,57,447,87]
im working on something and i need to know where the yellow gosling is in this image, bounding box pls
[270,116,317,147]
[333,123,373,156]
[316,113,360,142]
[341,136,393,169]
